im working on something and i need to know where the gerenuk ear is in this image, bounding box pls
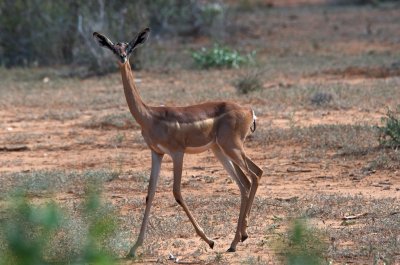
[126,28,150,55]
[93,32,115,51]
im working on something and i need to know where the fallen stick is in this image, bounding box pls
[342,213,368,220]
[0,145,29,152]
[287,167,312,173]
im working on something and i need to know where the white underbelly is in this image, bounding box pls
[185,141,214,154]
[156,141,214,155]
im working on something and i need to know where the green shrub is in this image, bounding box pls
[192,44,254,69]
[377,106,400,147]
[234,71,263,94]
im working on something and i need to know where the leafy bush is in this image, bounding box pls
[0,188,117,265]
[234,71,264,94]
[192,44,254,69]
[377,106,400,147]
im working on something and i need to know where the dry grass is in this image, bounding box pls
[81,112,139,130]
[2,168,399,262]
[0,170,119,197]
[253,124,378,156]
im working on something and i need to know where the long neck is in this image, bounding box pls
[120,62,150,127]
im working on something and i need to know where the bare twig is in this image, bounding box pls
[287,167,312,173]
[342,213,368,220]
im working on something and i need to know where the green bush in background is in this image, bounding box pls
[192,44,254,69]
[377,106,400,147]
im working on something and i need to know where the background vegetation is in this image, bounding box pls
[1,0,398,74]
[0,0,226,74]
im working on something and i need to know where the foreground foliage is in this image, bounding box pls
[0,188,116,265]
[0,193,61,265]
[274,219,328,265]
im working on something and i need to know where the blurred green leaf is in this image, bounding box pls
[273,218,328,265]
